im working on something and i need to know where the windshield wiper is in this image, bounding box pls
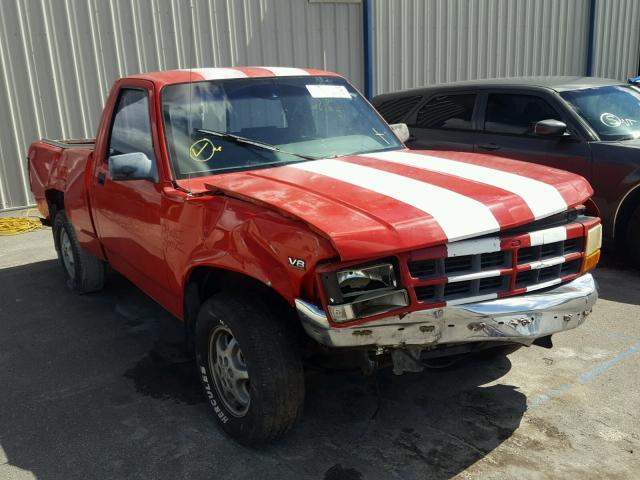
[196,129,319,162]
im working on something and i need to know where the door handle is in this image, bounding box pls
[97,171,106,185]
[478,143,501,152]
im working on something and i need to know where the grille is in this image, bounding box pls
[408,260,437,278]
[517,238,582,264]
[561,259,582,276]
[415,275,510,303]
[445,255,473,273]
[408,251,511,279]
[405,221,592,306]
[408,251,510,280]
[563,237,583,254]
[515,259,581,289]
[481,251,507,268]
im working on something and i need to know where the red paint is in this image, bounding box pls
[28,68,600,328]
[418,149,594,206]
[347,155,536,228]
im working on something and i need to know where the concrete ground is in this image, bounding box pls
[1,226,639,480]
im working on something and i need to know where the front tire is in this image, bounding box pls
[195,294,304,445]
[52,211,105,293]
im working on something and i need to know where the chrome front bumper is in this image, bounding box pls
[295,274,597,348]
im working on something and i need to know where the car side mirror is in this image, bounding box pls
[534,119,567,137]
[108,152,158,182]
[389,123,411,143]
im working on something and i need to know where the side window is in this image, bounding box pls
[108,89,155,160]
[413,94,476,130]
[485,94,561,135]
[375,95,423,124]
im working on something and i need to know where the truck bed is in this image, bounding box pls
[41,138,95,149]
[28,138,96,221]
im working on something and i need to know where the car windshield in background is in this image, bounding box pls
[161,76,402,178]
[561,85,640,141]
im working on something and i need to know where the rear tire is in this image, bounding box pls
[52,211,105,293]
[195,294,304,445]
[625,204,640,268]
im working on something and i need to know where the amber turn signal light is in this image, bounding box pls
[581,249,601,273]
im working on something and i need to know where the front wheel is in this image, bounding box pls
[195,294,304,445]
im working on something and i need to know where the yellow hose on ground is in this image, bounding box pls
[0,209,43,236]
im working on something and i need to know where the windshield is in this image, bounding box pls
[560,85,640,141]
[161,76,402,178]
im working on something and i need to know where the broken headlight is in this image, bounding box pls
[321,262,409,323]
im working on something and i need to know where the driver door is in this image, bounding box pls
[90,83,169,295]
[474,92,592,180]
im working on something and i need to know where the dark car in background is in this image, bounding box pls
[372,77,640,265]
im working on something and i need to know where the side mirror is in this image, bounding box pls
[534,119,567,137]
[108,152,158,182]
[389,123,411,143]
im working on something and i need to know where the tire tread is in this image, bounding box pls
[52,211,105,293]
[196,294,304,445]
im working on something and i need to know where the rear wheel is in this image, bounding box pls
[625,204,640,268]
[52,211,105,293]
[195,294,304,445]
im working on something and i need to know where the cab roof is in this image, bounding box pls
[128,67,341,87]
[374,76,625,100]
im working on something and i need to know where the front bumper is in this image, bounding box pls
[295,274,597,348]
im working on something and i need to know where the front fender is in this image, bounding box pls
[164,195,338,317]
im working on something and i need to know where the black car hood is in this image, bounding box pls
[606,138,640,150]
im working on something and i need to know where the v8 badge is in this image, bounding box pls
[288,257,306,270]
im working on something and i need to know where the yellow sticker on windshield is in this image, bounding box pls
[189,138,222,162]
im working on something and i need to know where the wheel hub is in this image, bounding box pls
[60,229,75,279]
[208,326,250,417]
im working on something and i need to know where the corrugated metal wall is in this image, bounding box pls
[0,0,363,210]
[1,0,639,211]
[593,0,640,80]
[372,0,592,95]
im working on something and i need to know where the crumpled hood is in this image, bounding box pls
[200,149,594,261]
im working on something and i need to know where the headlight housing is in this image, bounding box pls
[321,261,409,322]
[585,223,602,256]
[582,223,602,273]
[336,263,398,297]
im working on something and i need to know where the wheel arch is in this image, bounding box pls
[45,189,65,218]
[613,182,640,242]
[182,265,299,351]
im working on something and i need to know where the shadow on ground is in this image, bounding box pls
[1,259,526,479]
[593,252,640,306]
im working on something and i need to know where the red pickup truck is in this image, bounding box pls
[29,67,601,445]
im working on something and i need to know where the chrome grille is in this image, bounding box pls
[404,220,593,306]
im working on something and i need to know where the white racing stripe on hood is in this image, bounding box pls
[291,159,500,241]
[364,151,567,219]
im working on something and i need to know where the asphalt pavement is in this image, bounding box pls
[1,227,639,479]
